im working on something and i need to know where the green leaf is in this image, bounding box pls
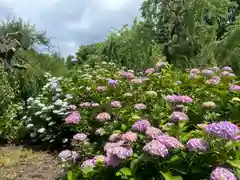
[132,114,141,120]
[160,171,183,180]
[67,171,73,180]
[119,167,132,176]
[121,124,127,131]
[81,166,94,175]
[227,160,240,169]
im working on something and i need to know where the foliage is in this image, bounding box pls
[0,71,23,141]
[140,0,240,70]
[0,17,50,50]
[0,17,69,141]
[21,60,240,179]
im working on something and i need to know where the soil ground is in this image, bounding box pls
[0,145,62,180]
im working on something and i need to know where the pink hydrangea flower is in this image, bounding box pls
[108,133,122,142]
[145,126,163,139]
[110,101,122,108]
[65,111,81,124]
[166,95,193,103]
[134,103,147,110]
[80,102,92,108]
[156,134,184,149]
[121,131,137,143]
[143,140,168,157]
[144,68,156,75]
[95,112,111,122]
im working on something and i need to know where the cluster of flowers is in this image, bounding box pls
[59,115,239,179]
[189,66,240,92]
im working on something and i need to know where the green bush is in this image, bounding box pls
[22,60,240,179]
[0,71,23,141]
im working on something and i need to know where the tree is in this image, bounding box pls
[140,0,240,68]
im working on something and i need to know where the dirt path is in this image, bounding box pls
[0,145,62,180]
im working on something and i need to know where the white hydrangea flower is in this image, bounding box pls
[65,94,73,99]
[48,122,55,126]
[53,110,59,114]
[48,105,54,109]
[86,87,91,91]
[27,97,34,104]
[54,99,63,106]
[30,132,37,138]
[42,107,48,112]
[26,124,34,128]
[46,117,52,121]
[34,111,42,116]
[62,139,68,143]
[37,128,46,133]
[38,103,45,108]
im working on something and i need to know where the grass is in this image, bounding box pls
[0,145,62,180]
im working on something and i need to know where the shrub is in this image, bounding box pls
[0,71,23,141]
[23,60,240,179]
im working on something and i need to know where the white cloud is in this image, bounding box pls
[0,0,142,56]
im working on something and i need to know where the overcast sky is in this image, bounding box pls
[0,0,142,56]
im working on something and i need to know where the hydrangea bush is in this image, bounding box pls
[22,61,240,179]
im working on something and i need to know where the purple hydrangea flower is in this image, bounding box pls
[104,155,122,167]
[204,121,239,140]
[104,141,125,151]
[210,167,237,180]
[107,146,133,159]
[201,69,214,77]
[107,79,118,87]
[73,133,87,141]
[143,140,168,157]
[132,119,151,132]
[206,76,220,85]
[170,111,188,122]
[222,66,233,72]
[134,103,147,110]
[186,138,209,152]
[145,126,163,139]
[166,95,193,103]
[59,150,79,162]
[81,159,95,168]
[120,71,134,80]
[230,85,240,92]
[156,134,184,149]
